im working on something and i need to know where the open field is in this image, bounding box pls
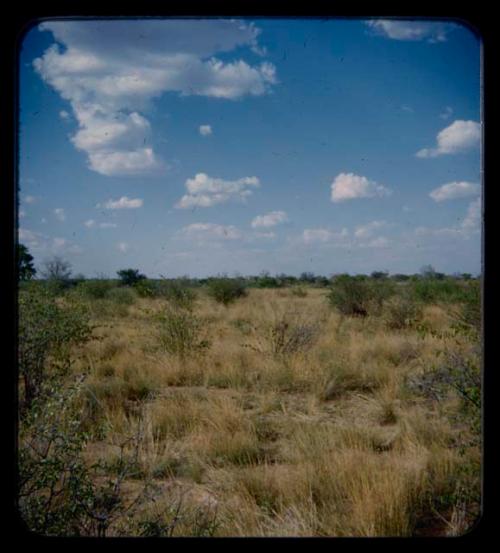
[18,279,481,537]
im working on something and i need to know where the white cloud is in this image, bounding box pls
[19,228,82,255]
[253,231,276,239]
[429,181,480,202]
[416,120,481,158]
[19,210,26,219]
[462,197,481,230]
[54,208,66,221]
[354,220,387,239]
[117,242,129,253]
[365,236,390,248]
[367,20,450,42]
[302,227,349,244]
[330,173,391,202]
[440,106,453,120]
[251,210,288,228]
[59,109,70,120]
[97,196,143,209]
[85,219,117,228]
[176,172,260,209]
[25,195,37,204]
[34,20,276,176]
[199,124,212,136]
[181,222,242,240]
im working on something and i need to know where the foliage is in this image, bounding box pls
[156,308,210,357]
[17,243,36,281]
[159,279,197,311]
[206,277,247,306]
[77,279,115,299]
[18,287,93,410]
[117,269,146,287]
[410,278,464,304]
[383,294,423,330]
[41,256,73,294]
[327,274,394,316]
[106,286,137,305]
[133,279,157,298]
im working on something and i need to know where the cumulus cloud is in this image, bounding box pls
[59,109,70,120]
[84,219,95,227]
[117,242,129,253]
[97,196,143,209]
[175,172,260,209]
[33,20,276,176]
[354,220,387,239]
[330,173,391,202]
[181,222,242,240]
[429,181,480,202]
[416,120,481,158]
[54,208,66,221]
[302,227,349,244]
[462,197,481,230]
[19,227,82,255]
[251,210,288,228]
[199,124,212,136]
[25,195,37,204]
[366,20,450,42]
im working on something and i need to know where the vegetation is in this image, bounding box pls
[17,258,481,537]
[117,268,147,287]
[17,243,36,281]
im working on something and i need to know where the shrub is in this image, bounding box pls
[156,308,210,357]
[410,278,464,304]
[383,295,423,330]
[18,287,93,410]
[160,279,197,311]
[117,268,146,287]
[77,279,115,299]
[290,286,308,298]
[327,275,394,317]
[106,286,137,305]
[206,277,247,306]
[133,279,157,298]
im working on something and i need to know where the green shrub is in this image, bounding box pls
[410,278,464,304]
[383,295,423,330]
[117,268,147,287]
[77,279,115,299]
[156,308,211,357]
[327,275,393,316]
[18,287,93,410]
[206,277,247,306]
[106,286,137,305]
[290,286,308,298]
[133,279,157,298]
[160,280,197,311]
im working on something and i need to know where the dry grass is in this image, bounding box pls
[65,287,480,536]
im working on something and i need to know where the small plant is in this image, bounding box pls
[77,279,115,299]
[133,279,157,298]
[160,279,197,311]
[156,308,210,357]
[383,295,423,330]
[206,277,247,306]
[107,286,137,305]
[290,286,308,298]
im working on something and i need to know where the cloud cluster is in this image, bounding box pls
[331,173,391,202]
[199,125,212,136]
[84,219,118,228]
[302,227,349,244]
[417,120,481,158]
[176,172,260,209]
[251,210,288,228]
[19,228,82,255]
[429,181,480,202]
[462,197,481,230]
[54,208,66,221]
[354,220,387,239]
[97,196,143,209]
[181,222,242,240]
[366,20,451,42]
[33,20,276,176]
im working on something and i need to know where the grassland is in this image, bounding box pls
[18,279,481,537]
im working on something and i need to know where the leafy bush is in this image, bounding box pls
[133,279,157,298]
[410,278,464,304]
[383,295,423,330]
[18,288,93,410]
[290,286,308,298]
[206,277,247,306]
[156,308,210,357]
[327,275,393,316]
[117,268,146,287]
[77,279,115,299]
[106,286,137,305]
[450,281,481,337]
[160,280,197,311]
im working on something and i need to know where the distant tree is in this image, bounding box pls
[117,268,146,287]
[17,243,36,281]
[420,265,437,279]
[371,271,389,280]
[299,271,316,283]
[41,256,72,282]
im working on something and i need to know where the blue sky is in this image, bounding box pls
[18,18,482,278]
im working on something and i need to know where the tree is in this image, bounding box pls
[117,268,146,287]
[41,256,72,282]
[18,243,36,281]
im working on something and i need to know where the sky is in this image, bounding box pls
[18,17,482,278]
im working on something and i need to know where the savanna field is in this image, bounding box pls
[18,274,481,537]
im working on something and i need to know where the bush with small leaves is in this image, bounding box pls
[77,279,115,299]
[156,308,211,357]
[206,277,247,306]
[383,295,423,330]
[106,286,137,305]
